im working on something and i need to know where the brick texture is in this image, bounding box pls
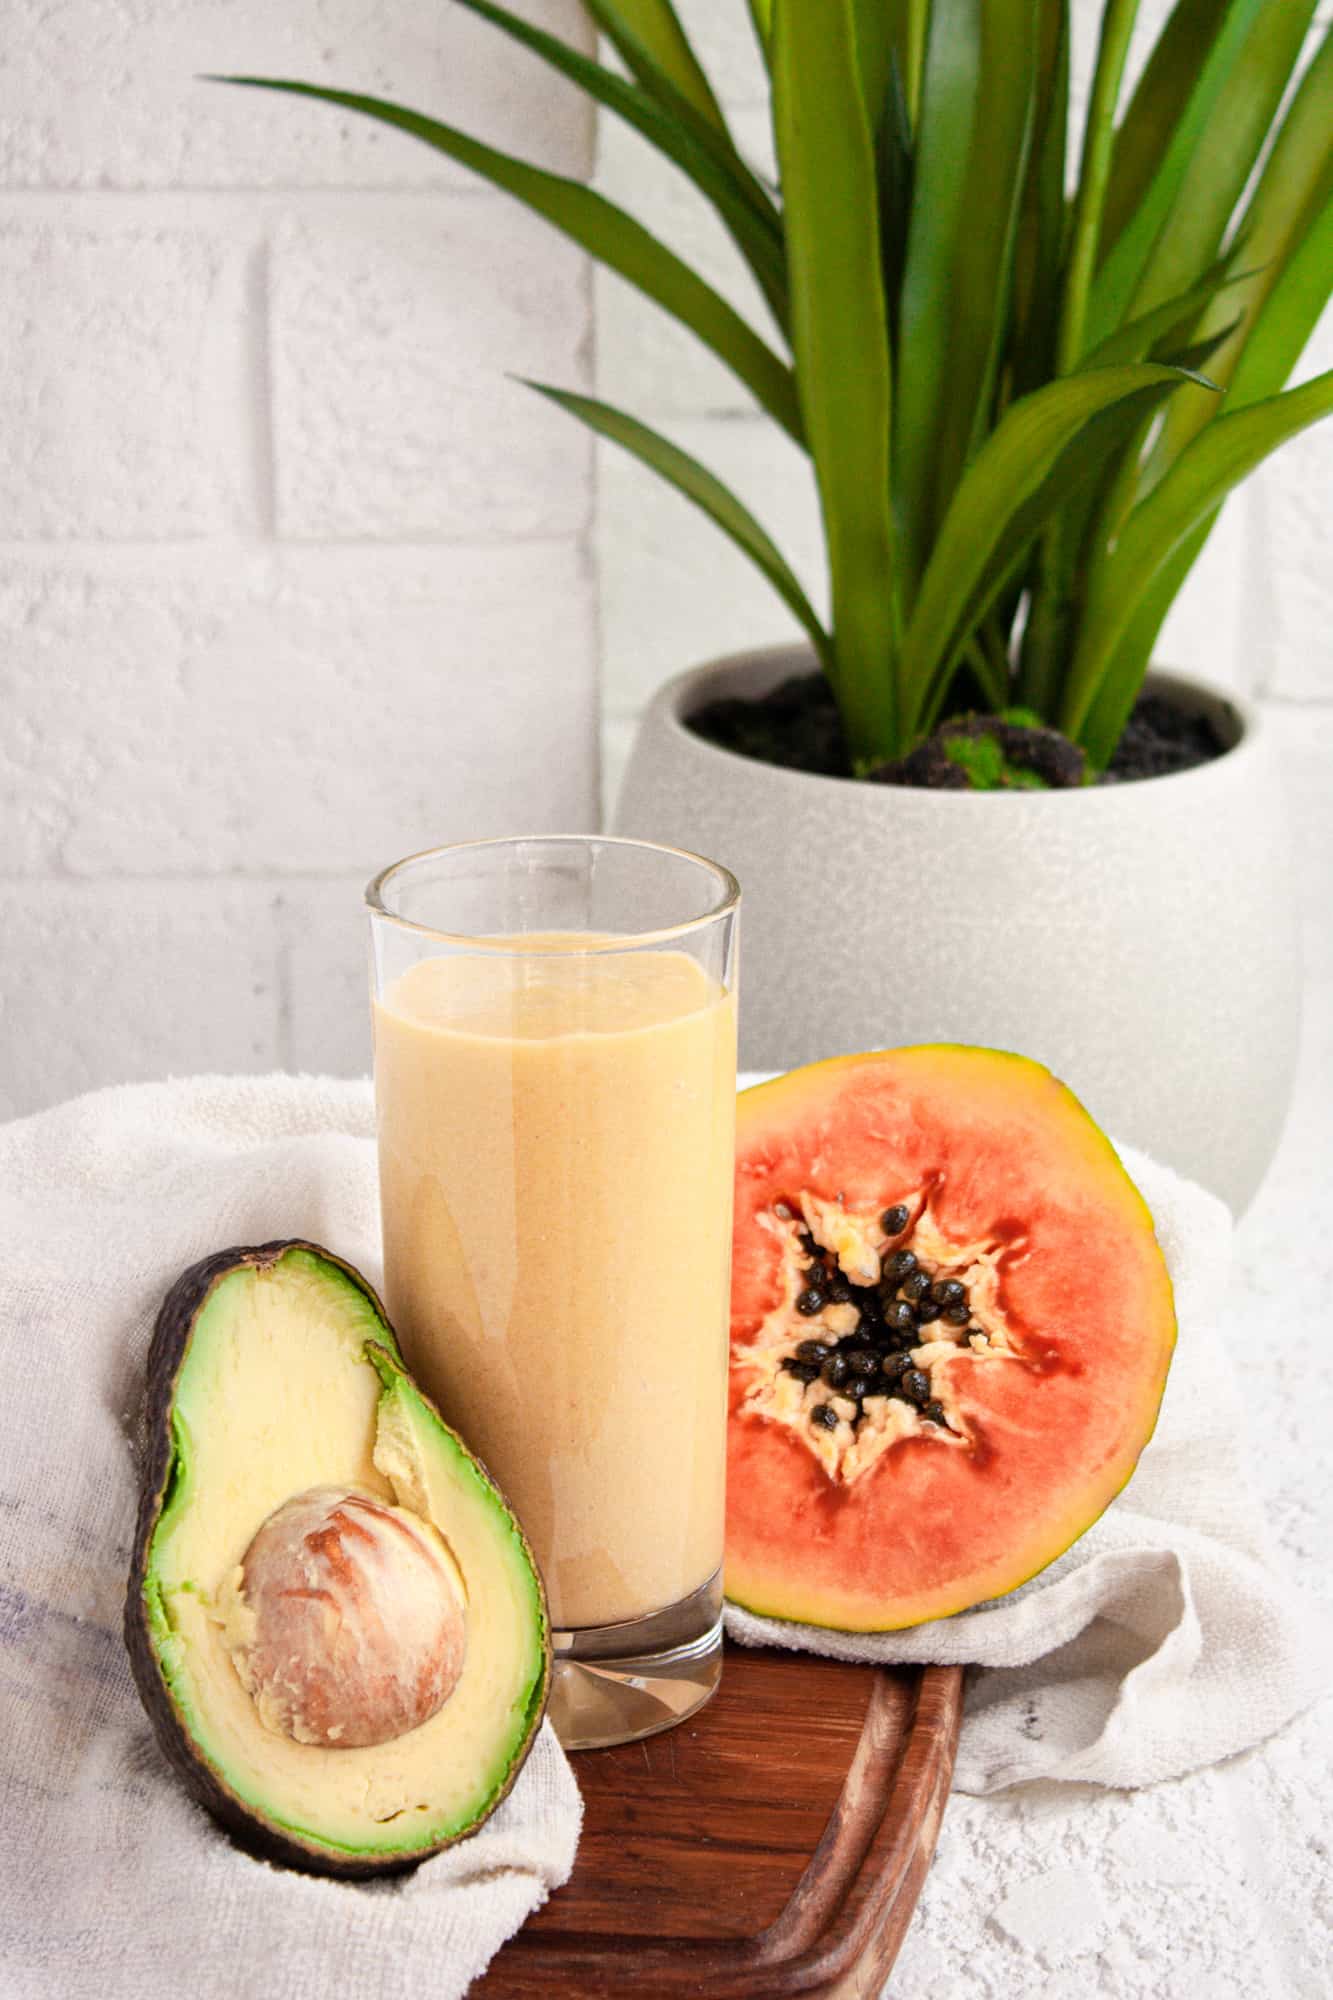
[0,0,594,190]
[0,881,283,1122]
[272,202,592,540]
[0,1,598,1117]
[0,214,251,539]
[1,544,597,880]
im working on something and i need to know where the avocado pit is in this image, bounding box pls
[220,1484,467,1749]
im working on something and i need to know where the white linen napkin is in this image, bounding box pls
[726,1125,1333,1794]
[2,1070,1327,2000]
[0,1073,581,2000]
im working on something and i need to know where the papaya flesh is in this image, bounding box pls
[726,1047,1176,1631]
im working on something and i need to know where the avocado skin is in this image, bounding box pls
[123,1239,550,1879]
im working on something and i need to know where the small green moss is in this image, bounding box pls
[943,733,1005,787]
[943,729,1051,791]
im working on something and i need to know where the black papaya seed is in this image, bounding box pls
[881,1204,910,1236]
[931,1278,966,1307]
[796,1287,826,1316]
[811,1403,839,1432]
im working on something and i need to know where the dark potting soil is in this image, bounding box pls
[687,673,1230,789]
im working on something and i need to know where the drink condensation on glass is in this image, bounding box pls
[366,836,739,1749]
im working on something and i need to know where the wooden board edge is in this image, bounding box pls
[487,1663,965,1998]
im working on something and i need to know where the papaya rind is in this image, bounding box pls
[725,1046,1177,1632]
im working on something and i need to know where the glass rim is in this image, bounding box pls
[364,833,741,954]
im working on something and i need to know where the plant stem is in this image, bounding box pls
[1055,0,1140,374]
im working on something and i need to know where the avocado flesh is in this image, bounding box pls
[141,1247,548,1864]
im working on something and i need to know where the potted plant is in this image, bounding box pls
[226,1,1331,1211]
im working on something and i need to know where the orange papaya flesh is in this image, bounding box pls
[726,1046,1176,1632]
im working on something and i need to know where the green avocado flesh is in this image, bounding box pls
[135,1246,549,1870]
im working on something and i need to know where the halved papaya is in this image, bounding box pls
[726,1047,1176,1631]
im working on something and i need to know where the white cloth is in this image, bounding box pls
[0,1074,581,2000]
[725,1138,1333,1793]
[2,1072,1327,2000]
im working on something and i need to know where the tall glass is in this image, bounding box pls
[366,836,739,1749]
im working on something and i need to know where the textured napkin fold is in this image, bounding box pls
[0,1073,581,2000]
[726,1137,1333,1793]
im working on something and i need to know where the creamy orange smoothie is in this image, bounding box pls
[372,941,737,1632]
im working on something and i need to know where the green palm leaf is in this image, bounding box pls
[893,0,980,582]
[926,375,1198,729]
[217,79,802,442]
[1080,259,1251,370]
[773,0,901,761]
[747,0,773,61]
[526,383,830,667]
[447,0,788,331]
[927,0,1039,529]
[885,0,930,129]
[851,0,896,149]
[1009,0,1070,399]
[1126,0,1316,321]
[584,0,728,136]
[1100,0,1247,250]
[1087,0,1265,352]
[1146,28,1333,477]
[902,364,1204,733]
[1062,370,1333,760]
[895,0,1040,577]
[1070,521,1212,765]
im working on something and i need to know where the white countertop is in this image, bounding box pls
[882,1003,1333,1996]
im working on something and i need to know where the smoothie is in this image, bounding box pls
[372,941,737,1632]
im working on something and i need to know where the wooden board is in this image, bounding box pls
[479,1644,964,1998]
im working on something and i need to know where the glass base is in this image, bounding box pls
[547,1569,724,1751]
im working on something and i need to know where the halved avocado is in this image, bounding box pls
[125,1240,550,1877]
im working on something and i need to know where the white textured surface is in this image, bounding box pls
[0,0,594,188]
[0,1,599,1116]
[271,203,592,540]
[0,213,250,540]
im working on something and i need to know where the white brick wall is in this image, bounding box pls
[2,2,1327,1125]
[595,0,1333,803]
[0,1,599,1120]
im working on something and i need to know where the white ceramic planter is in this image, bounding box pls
[613,643,1301,1215]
